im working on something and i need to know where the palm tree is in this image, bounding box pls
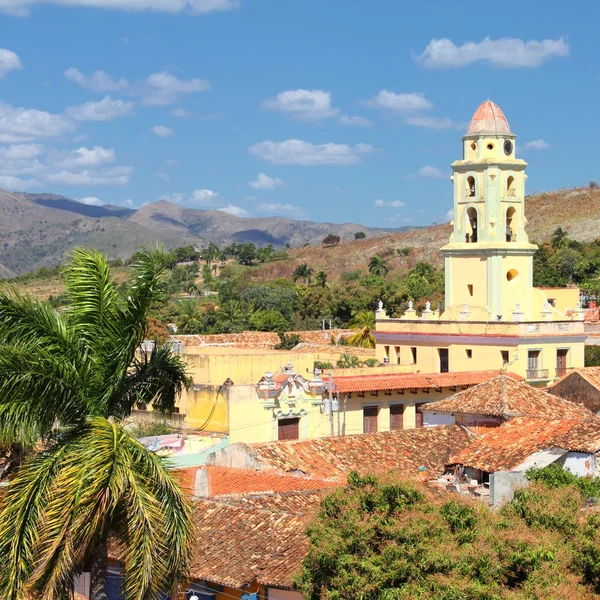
[0,247,192,600]
[347,310,376,348]
[292,263,314,285]
[219,299,246,330]
[551,227,569,250]
[368,255,389,277]
[336,352,361,369]
[314,271,329,288]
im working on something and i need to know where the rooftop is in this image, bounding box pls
[424,374,592,420]
[208,425,474,480]
[466,100,512,136]
[327,369,522,394]
[552,366,600,392]
[449,415,600,472]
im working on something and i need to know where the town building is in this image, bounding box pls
[549,366,600,413]
[375,100,587,384]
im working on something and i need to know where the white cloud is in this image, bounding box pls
[416,37,570,69]
[191,189,218,205]
[257,202,306,219]
[523,139,551,150]
[248,172,284,190]
[404,116,463,130]
[218,204,251,218]
[121,198,135,207]
[152,125,173,137]
[165,158,180,166]
[142,71,210,106]
[414,165,446,179]
[366,90,433,113]
[46,166,132,186]
[78,196,104,206]
[65,96,134,121]
[64,67,128,92]
[0,143,43,160]
[249,139,373,166]
[339,115,371,127]
[51,146,116,168]
[388,214,413,225]
[0,175,40,190]
[263,89,339,121]
[0,0,239,16]
[0,101,75,143]
[170,108,192,118]
[0,48,22,79]
[374,199,406,208]
[154,171,171,184]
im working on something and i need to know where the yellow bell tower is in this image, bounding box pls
[441,100,538,321]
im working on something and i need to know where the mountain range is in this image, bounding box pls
[0,189,403,276]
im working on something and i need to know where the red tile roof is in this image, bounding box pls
[173,465,335,498]
[424,374,592,420]
[189,498,313,589]
[449,415,600,472]
[209,425,474,481]
[327,370,521,394]
[552,367,600,392]
[467,100,511,135]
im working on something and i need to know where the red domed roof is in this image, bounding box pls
[467,100,512,135]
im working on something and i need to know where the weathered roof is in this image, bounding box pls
[209,425,474,480]
[424,374,592,419]
[174,465,337,498]
[466,100,512,135]
[327,370,521,394]
[553,367,600,392]
[189,497,313,589]
[449,415,600,472]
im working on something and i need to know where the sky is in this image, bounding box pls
[0,0,598,228]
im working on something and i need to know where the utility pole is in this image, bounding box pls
[336,392,341,436]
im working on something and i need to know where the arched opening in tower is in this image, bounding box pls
[506,207,516,242]
[466,207,478,243]
[507,175,516,197]
[466,176,476,198]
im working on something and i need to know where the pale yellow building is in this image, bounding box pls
[375,100,586,384]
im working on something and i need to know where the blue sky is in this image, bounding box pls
[0,0,597,228]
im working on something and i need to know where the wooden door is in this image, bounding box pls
[390,404,404,430]
[363,406,379,433]
[527,350,540,378]
[439,349,449,373]
[556,349,568,377]
[278,418,300,440]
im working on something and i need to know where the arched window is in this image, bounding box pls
[466,176,475,198]
[507,176,515,197]
[506,207,516,242]
[466,207,478,243]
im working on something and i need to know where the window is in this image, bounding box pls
[487,143,494,150]
[470,142,476,151]
[466,176,475,197]
[278,417,300,440]
[527,350,543,380]
[506,206,516,241]
[507,176,516,197]
[556,349,568,378]
[506,269,519,282]
[466,349,472,359]
[467,284,473,297]
[395,346,401,364]
[439,348,449,373]
[410,347,417,364]
[390,404,404,431]
[415,403,425,428]
[384,345,390,359]
[501,350,509,366]
[363,406,379,433]
[466,207,478,243]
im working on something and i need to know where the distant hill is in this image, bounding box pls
[0,189,404,275]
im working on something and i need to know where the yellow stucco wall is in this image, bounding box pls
[448,255,488,308]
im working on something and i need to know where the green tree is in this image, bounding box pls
[323,234,341,246]
[336,352,361,368]
[368,255,389,277]
[551,226,569,250]
[249,309,289,331]
[218,299,247,331]
[293,263,314,285]
[314,271,329,288]
[274,332,301,350]
[347,310,376,348]
[257,244,274,263]
[237,243,257,265]
[0,247,192,600]
[354,232,366,240]
[177,299,201,333]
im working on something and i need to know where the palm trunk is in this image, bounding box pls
[89,536,109,600]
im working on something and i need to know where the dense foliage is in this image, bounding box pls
[297,471,600,599]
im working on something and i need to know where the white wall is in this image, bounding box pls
[557,452,596,477]
[423,412,455,427]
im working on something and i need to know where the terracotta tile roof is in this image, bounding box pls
[172,465,335,498]
[424,374,592,420]
[326,370,521,394]
[449,415,600,472]
[173,329,353,349]
[552,367,600,392]
[217,489,326,514]
[215,425,474,480]
[189,498,312,589]
[467,100,511,135]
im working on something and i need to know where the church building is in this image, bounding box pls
[375,101,586,384]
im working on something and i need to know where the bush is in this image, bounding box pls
[274,331,301,350]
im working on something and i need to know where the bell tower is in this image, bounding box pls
[441,101,538,321]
